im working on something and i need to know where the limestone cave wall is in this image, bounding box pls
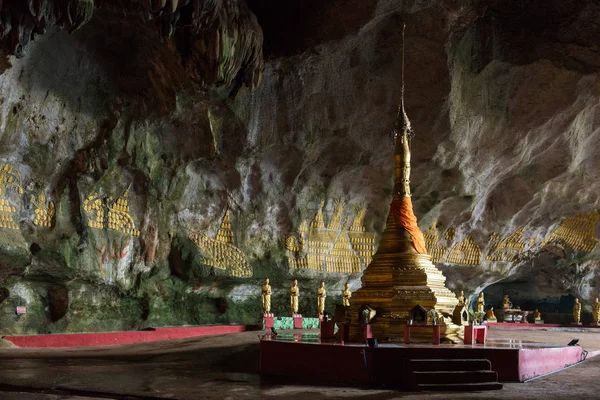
[0,0,599,333]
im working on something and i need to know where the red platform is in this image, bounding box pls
[260,333,585,386]
[404,325,441,345]
[293,314,302,329]
[320,321,335,339]
[263,314,275,329]
[464,325,487,344]
[488,322,600,330]
[3,325,247,348]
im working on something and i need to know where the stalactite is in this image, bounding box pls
[0,0,263,89]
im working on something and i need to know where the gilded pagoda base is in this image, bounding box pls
[347,320,463,343]
[347,253,462,343]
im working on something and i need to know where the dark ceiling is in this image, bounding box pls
[247,0,377,57]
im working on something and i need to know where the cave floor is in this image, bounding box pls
[0,328,599,400]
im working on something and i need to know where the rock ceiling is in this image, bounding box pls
[0,0,263,88]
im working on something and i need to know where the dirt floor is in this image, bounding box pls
[0,326,599,400]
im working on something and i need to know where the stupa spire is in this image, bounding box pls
[393,23,413,197]
[347,22,461,343]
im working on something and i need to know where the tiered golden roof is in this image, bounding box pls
[541,211,599,252]
[348,205,376,266]
[310,202,325,229]
[189,205,252,277]
[487,227,526,262]
[327,200,345,230]
[285,202,375,273]
[423,222,449,263]
[447,235,481,265]
[0,163,22,230]
[215,206,234,244]
[348,207,462,341]
[31,193,55,228]
[325,223,361,273]
[348,24,461,342]
[445,227,455,242]
[349,206,367,232]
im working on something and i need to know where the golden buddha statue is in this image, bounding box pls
[534,309,542,321]
[261,278,272,314]
[317,281,327,315]
[477,293,485,313]
[593,298,600,324]
[290,279,300,314]
[486,307,496,320]
[457,290,466,306]
[502,295,512,309]
[342,283,351,307]
[573,298,581,324]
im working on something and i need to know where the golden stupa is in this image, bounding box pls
[347,24,461,343]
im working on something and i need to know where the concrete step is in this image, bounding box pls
[413,370,498,385]
[417,382,504,391]
[408,358,492,371]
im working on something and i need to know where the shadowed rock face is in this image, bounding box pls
[48,284,69,322]
[0,0,263,89]
[0,0,599,334]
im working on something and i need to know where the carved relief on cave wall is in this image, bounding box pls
[541,211,599,253]
[446,236,481,265]
[30,193,55,228]
[486,227,526,262]
[83,187,140,236]
[0,163,23,230]
[188,205,252,277]
[423,210,599,267]
[423,222,450,263]
[286,200,375,273]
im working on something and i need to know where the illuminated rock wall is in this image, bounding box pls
[1,0,600,333]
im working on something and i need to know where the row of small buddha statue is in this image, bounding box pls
[458,290,600,324]
[261,278,352,316]
[481,306,544,321]
[573,297,600,324]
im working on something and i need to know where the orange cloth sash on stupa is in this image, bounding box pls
[391,195,428,254]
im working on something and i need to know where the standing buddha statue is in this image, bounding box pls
[457,290,466,306]
[290,279,300,315]
[573,298,581,324]
[342,283,351,307]
[317,281,327,315]
[476,292,485,313]
[593,297,600,324]
[261,278,272,314]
